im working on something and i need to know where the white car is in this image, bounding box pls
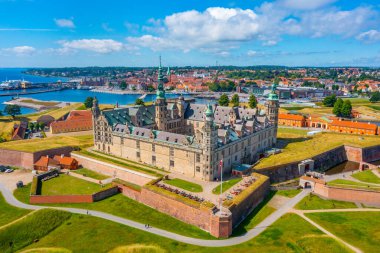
[5,169,14,173]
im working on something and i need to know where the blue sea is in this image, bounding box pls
[0,68,202,115]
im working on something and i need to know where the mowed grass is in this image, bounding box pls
[255,128,380,169]
[306,212,380,253]
[19,99,59,107]
[164,178,203,192]
[72,168,109,181]
[352,170,380,184]
[23,213,353,253]
[20,248,72,253]
[0,135,93,152]
[41,174,105,195]
[295,193,357,210]
[0,193,30,227]
[328,179,380,192]
[212,177,242,194]
[0,209,71,253]
[275,189,302,198]
[14,184,214,239]
[27,103,82,121]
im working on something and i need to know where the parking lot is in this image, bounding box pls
[0,169,33,191]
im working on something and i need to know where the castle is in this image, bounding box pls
[92,62,279,181]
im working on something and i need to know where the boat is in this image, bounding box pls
[139,93,147,100]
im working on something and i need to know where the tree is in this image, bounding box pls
[84,97,94,109]
[4,104,21,119]
[120,81,127,90]
[333,98,343,116]
[38,122,45,131]
[231,94,239,107]
[274,77,280,85]
[248,94,257,109]
[369,91,380,103]
[322,94,337,107]
[135,98,145,106]
[0,110,2,116]
[341,100,352,118]
[28,122,35,132]
[218,94,229,106]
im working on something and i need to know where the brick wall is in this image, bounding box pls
[0,146,73,169]
[30,194,93,204]
[344,146,363,162]
[117,184,141,201]
[92,186,119,201]
[313,182,380,206]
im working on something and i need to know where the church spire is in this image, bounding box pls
[156,56,165,100]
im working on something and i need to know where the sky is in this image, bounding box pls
[0,0,380,67]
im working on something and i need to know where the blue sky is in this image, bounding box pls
[0,0,379,67]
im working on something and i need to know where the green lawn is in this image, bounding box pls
[0,193,30,227]
[14,183,214,240]
[21,213,353,253]
[72,168,109,181]
[164,178,203,192]
[295,193,357,210]
[367,105,380,111]
[0,209,71,253]
[275,189,301,198]
[255,129,380,169]
[41,174,105,196]
[306,212,380,253]
[328,179,380,192]
[212,177,242,194]
[351,170,380,184]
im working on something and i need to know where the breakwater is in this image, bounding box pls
[0,88,64,97]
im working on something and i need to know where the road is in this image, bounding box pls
[0,182,310,247]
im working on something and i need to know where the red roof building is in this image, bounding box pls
[329,119,378,135]
[50,110,93,134]
[53,155,79,170]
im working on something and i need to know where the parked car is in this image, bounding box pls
[0,165,10,172]
[5,169,14,173]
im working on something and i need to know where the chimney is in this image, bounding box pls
[61,154,64,158]
[46,155,49,158]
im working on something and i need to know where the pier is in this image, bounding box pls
[0,87,64,97]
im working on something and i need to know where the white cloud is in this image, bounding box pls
[58,39,124,54]
[247,50,257,57]
[126,3,378,54]
[2,46,36,56]
[356,30,380,43]
[54,18,75,28]
[279,0,336,10]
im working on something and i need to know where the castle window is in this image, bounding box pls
[136,152,140,158]
[196,166,200,172]
[170,147,174,156]
[152,144,155,152]
[152,156,156,163]
[136,141,140,148]
[196,154,201,163]
[170,160,175,167]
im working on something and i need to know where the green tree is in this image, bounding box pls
[231,94,239,107]
[274,77,280,85]
[333,98,343,116]
[341,100,352,118]
[0,110,2,116]
[120,81,127,90]
[369,91,380,103]
[28,122,35,131]
[218,94,229,106]
[322,94,337,107]
[84,97,94,109]
[135,98,145,106]
[248,94,257,109]
[4,104,21,119]
[38,122,45,131]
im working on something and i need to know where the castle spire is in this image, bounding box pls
[156,55,165,100]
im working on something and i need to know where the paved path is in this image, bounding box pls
[0,182,310,247]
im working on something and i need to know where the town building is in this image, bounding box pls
[278,114,306,127]
[50,110,93,134]
[329,119,378,135]
[92,61,279,181]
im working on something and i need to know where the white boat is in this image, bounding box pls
[139,93,147,100]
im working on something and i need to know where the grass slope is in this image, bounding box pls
[328,179,380,192]
[352,170,380,184]
[14,183,214,239]
[275,189,301,198]
[0,209,71,253]
[71,168,109,180]
[0,193,30,227]
[41,174,105,195]
[23,213,352,253]
[164,178,203,193]
[212,177,242,194]
[306,212,380,253]
[295,193,357,210]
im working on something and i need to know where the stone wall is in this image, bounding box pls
[71,153,155,186]
[228,176,270,227]
[313,182,380,206]
[0,146,73,169]
[30,194,93,204]
[362,145,380,163]
[93,186,119,201]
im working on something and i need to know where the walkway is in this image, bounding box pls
[0,182,309,247]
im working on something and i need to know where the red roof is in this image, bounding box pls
[34,156,60,167]
[330,120,378,130]
[53,155,77,166]
[279,113,305,121]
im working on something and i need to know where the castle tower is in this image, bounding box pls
[92,97,100,118]
[155,57,168,131]
[202,104,218,181]
[265,83,279,144]
[177,95,185,118]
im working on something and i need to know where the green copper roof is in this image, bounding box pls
[156,56,165,99]
[268,83,279,101]
[205,104,214,117]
